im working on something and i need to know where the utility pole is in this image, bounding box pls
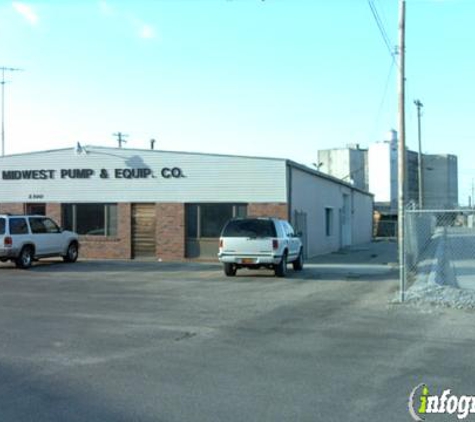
[472,179,474,209]
[113,132,128,148]
[414,99,424,209]
[397,0,406,302]
[1,67,23,157]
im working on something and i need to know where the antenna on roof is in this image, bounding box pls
[150,138,156,150]
[113,132,128,148]
[75,142,87,155]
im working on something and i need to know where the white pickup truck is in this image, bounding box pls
[217,217,303,277]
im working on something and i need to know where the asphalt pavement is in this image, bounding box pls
[0,240,474,422]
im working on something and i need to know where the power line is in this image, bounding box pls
[367,0,397,62]
[371,58,397,141]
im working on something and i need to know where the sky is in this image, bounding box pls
[1,0,474,204]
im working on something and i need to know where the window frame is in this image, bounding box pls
[62,203,118,237]
[185,203,248,239]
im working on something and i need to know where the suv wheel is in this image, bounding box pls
[224,263,237,276]
[293,249,304,271]
[15,246,34,269]
[275,252,287,277]
[63,242,79,263]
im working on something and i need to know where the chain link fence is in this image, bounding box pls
[404,209,475,296]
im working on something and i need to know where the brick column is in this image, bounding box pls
[118,203,132,259]
[156,203,185,261]
[46,203,62,224]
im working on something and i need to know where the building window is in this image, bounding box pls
[200,204,234,237]
[62,204,118,236]
[25,203,46,215]
[325,207,334,237]
[185,204,247,239]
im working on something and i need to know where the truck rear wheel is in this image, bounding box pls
[275,252,287,277]
[224,263,237,276]
[15,246,34,269]
[293,249,304,271]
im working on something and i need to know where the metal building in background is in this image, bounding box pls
[317,144,368,191]
[422,154,458,209]
[317,130,458,237]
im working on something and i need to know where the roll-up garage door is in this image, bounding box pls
[132,204,156,258]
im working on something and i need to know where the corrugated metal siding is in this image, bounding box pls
[0,147,287,203]
[289,165,373,257]
[351,193,373,245]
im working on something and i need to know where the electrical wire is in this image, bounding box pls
[367,0,397,61]
[371,58,397,142]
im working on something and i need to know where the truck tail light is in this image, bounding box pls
[272,239,279,250]
[4,236,12,247]
[219,239,223,248]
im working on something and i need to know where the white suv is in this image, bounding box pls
[0,214,80,269]
[218,217,303,277]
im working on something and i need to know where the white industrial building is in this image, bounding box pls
[367,131,400,212]
[317,144,368,191]
[318,130,458,211]
[0,146,374,260]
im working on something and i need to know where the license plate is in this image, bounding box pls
[241,258,256,264]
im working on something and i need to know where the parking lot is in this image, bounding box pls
[1,241,474,422]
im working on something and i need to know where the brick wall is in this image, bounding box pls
[248,203,289,221]
[0,203,24,214]
[156,203,185,261]
[1,201,289,261]
[0,202,62,219]
[46,203,62,224]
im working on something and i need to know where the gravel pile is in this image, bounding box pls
[401,282,475,309]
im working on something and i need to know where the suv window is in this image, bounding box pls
[43,218,61,233]
[283,222,295,237]
[29,218,47,234]
[0,218,5,235]
[222,219,277,238]
[30,217,60,234]
[9,218,29,235]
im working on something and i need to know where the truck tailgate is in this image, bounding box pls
[221,237,275,255]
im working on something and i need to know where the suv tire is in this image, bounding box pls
[275,252,287,277]
[15,246,34,269]
[63,242,79,263]
[224,263,237,276]
[293,249,304,271]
